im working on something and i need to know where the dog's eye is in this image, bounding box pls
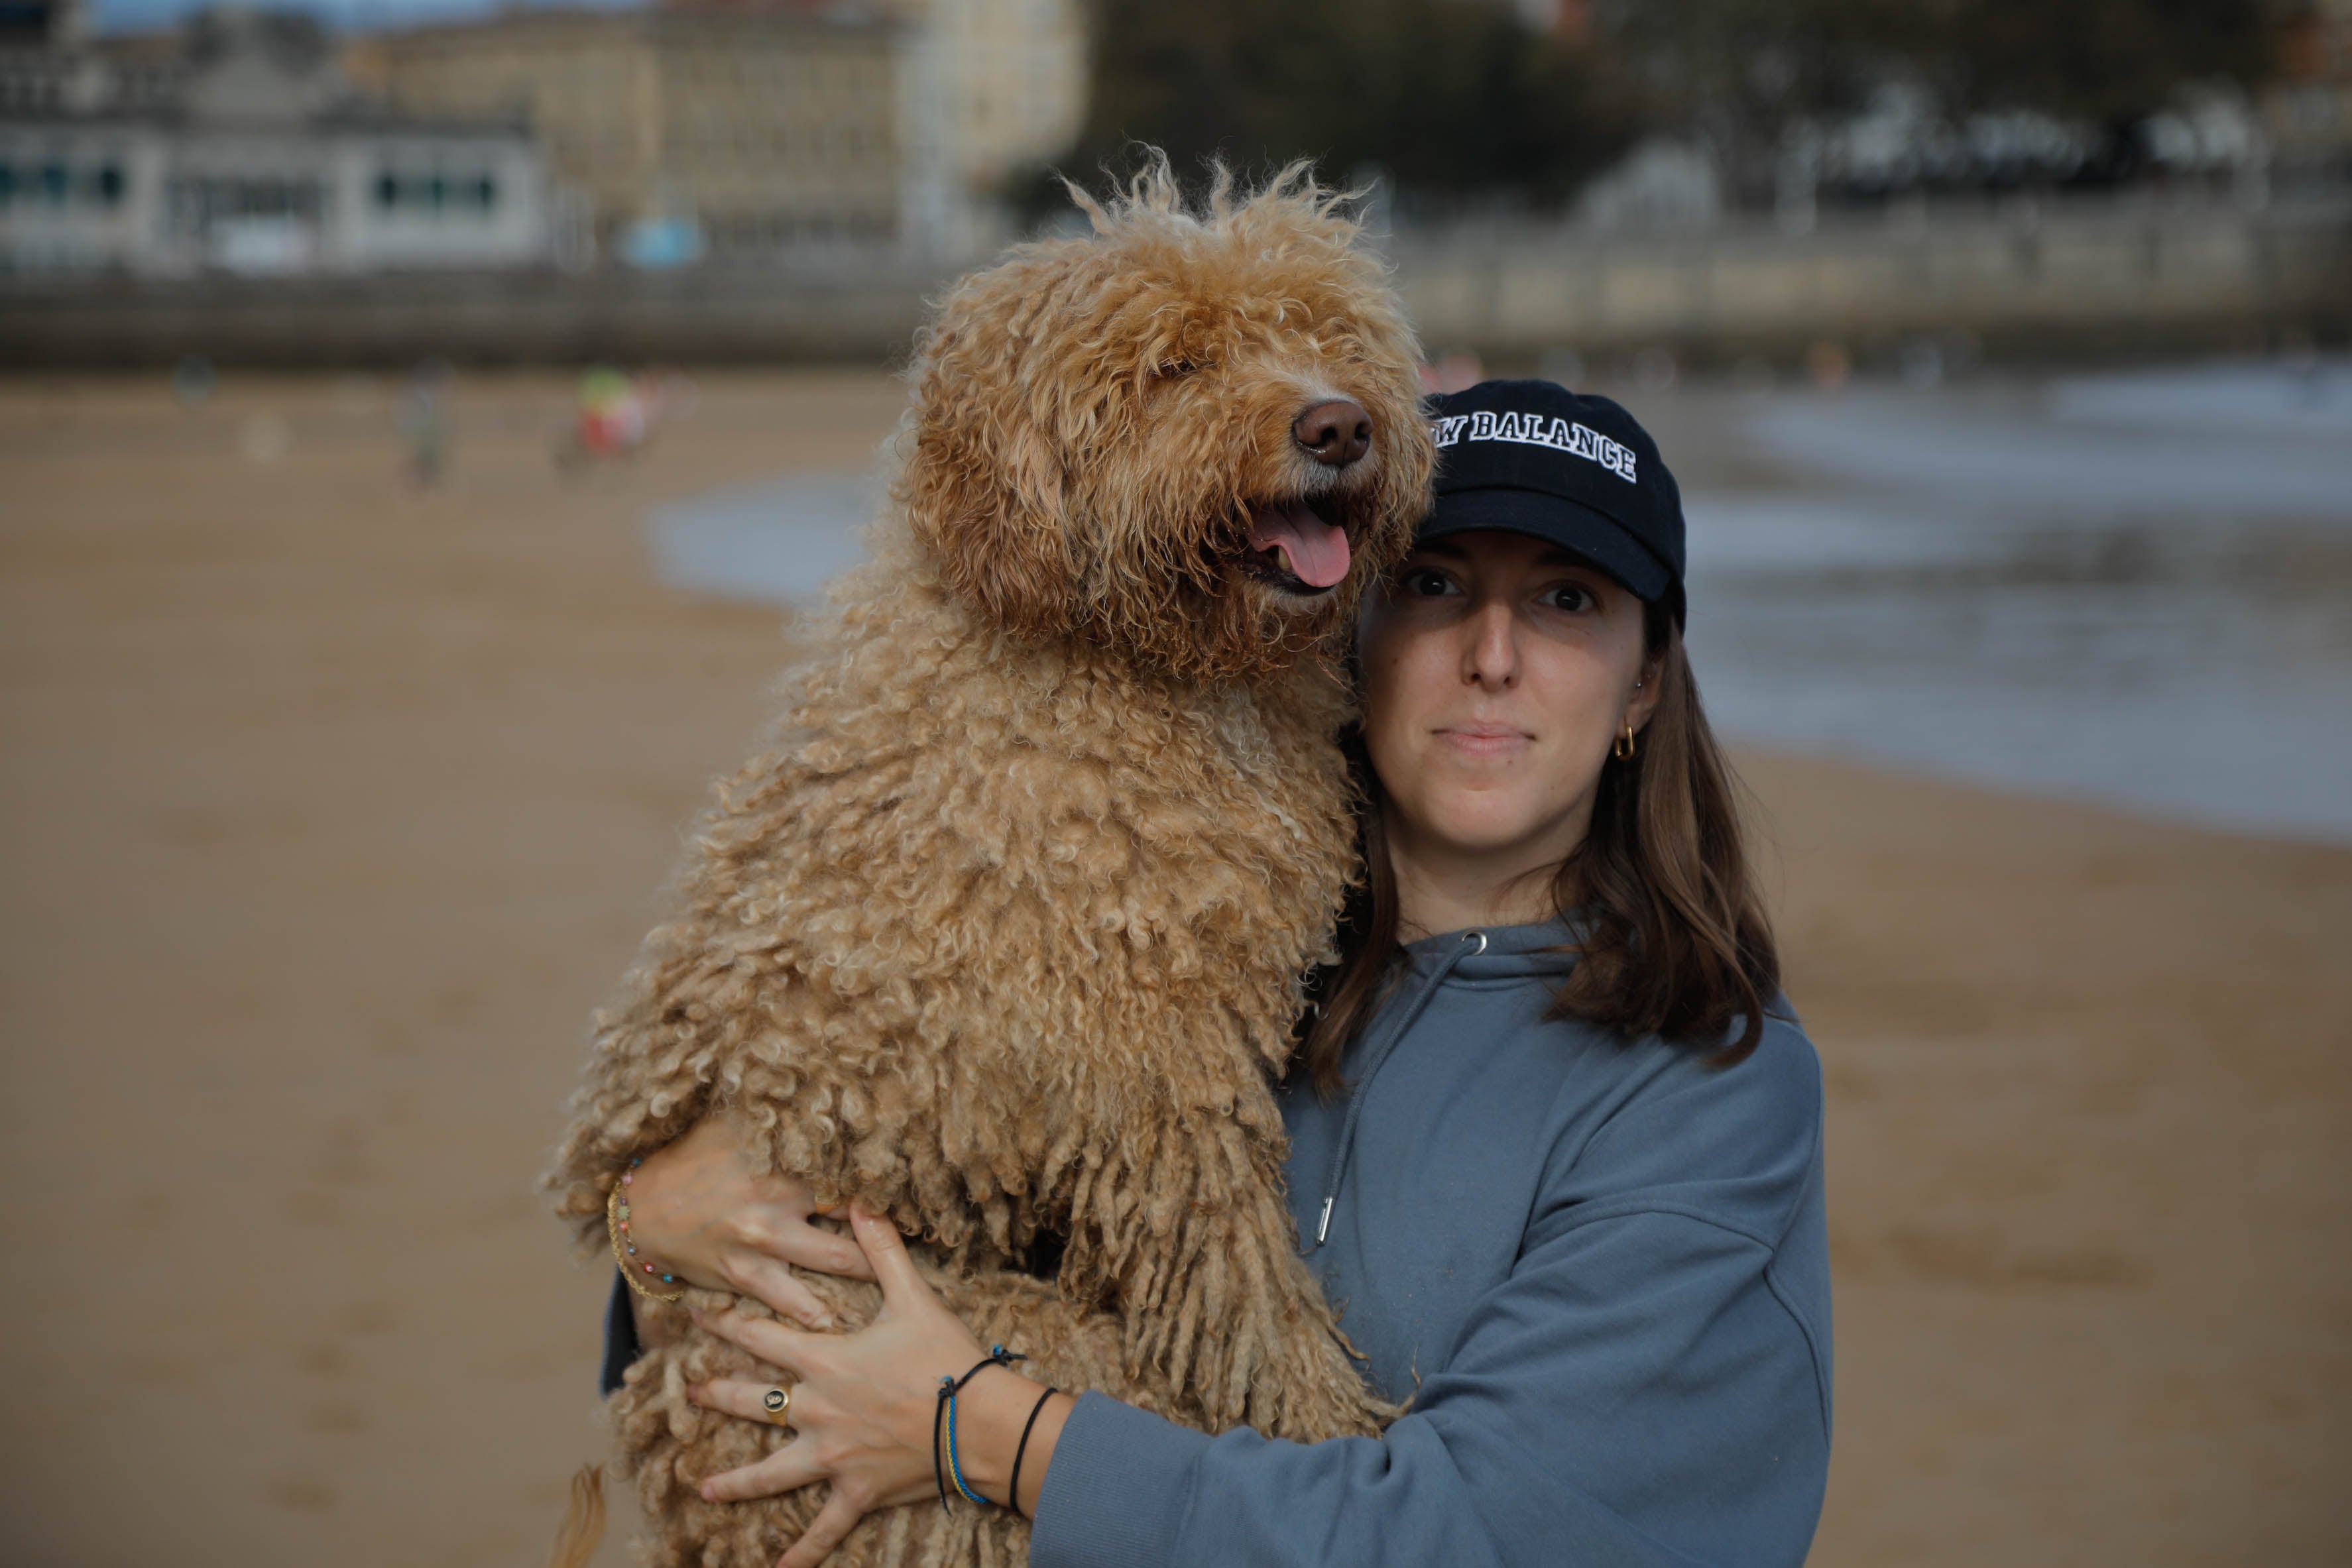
[1154,359,1201,380]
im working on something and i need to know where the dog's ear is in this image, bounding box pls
[900,303,1076,642]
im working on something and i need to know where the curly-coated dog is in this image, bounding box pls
[550,160,1435,1568]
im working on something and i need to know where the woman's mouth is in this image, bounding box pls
[1242,498,1352,595]
[1435,722,1533,759]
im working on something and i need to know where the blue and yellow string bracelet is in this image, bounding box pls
[607,1158,685,1304]
[933,1346,1026,1508]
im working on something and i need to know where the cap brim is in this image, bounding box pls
[1417,486,1675,606]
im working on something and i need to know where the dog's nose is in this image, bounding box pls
[1293,399,1372,467]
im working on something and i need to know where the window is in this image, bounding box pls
[374,166,497,217]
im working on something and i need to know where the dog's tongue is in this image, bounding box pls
[1249,502,1352,588]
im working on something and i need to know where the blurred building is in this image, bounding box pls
[2269,0,2352,180]
[1575,137,1720,231]
[0,3,552,274]
[355,3,900,260]
[0,0,72,48]
[892,0,1086,257]
[357,0,1085,265]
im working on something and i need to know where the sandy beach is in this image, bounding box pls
[1,370,2345,1567]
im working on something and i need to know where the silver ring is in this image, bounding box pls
[1463,930,1488,956]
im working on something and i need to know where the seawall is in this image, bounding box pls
[4,189,2345,368]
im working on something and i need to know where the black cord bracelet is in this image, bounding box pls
[1008,1386,1059,1516]
[933,1345,1026,1509]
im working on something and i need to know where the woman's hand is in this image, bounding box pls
[686,1205,1073,1568]
[626,1108,873,1329]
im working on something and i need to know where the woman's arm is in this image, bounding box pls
[1028,1208,1828,1568]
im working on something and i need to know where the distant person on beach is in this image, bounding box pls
[560,366,697,469]
[601,382,1831,1568]
[400,360,449,486]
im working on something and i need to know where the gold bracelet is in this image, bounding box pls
[607,1160,685,1303]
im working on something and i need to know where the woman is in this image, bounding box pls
[605,381,1832,1568]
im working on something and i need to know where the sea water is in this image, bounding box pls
[646,360,2352,845]
[1683,360,2351,844]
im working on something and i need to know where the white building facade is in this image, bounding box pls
[0,9,552,274]
[892,0,1087,259]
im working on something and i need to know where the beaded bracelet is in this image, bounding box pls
[607,1158,685,1304]
[933,1345,1025,1509]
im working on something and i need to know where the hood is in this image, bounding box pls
[1398,917,1584,983]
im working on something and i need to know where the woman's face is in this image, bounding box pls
[1359,528,1661,883]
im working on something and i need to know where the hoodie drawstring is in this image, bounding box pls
[1307,928,1487,1253]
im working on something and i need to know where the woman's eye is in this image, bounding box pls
[1405,569,1456,596]
[1543,583,1596,612]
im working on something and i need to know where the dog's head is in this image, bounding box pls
[898,157,1433,683]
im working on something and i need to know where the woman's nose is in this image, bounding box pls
[1462,601,1519,688]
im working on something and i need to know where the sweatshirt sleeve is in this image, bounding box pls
[1028,1023,1832,1568]
[600,1270,642,1396]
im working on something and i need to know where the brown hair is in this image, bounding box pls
[1300,602,1781,1094]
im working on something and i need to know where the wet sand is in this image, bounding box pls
[1,372,2345,1567]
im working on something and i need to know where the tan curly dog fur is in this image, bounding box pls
[550,160,1435,1568]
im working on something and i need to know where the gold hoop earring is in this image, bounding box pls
[1614,722,1638,761]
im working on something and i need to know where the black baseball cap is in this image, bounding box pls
[1422,380,1686,624]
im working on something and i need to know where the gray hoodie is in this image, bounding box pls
[1029,920,1832,1568]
